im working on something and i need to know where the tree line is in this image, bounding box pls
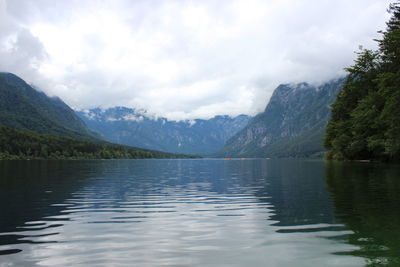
[325,2,400,162]
[0,126,198,160]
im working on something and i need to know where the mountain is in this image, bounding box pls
[0,72,99,139]
[76,107,250,155]
[216,78,345,158]
[0,72,197,159]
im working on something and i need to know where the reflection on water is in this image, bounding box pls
[0,159,398,266]
[326,162,400,267]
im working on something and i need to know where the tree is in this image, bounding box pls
[325,1,400,162]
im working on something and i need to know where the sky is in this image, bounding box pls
[0,0,391,120]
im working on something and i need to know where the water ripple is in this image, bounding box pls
[0,159,367,266]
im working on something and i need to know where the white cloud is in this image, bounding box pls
[0,0,390,120]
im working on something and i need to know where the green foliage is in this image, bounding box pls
[0,126,198,160]
[325,2,400,162]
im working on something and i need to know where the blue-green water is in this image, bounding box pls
[0,159,399,266]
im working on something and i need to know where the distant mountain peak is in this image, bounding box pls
[76,106,251,155]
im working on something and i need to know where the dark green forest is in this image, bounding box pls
[325,2,400,162]
[0,126,197,160]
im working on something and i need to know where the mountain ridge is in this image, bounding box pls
[76,107,251,155]
[0,72,100,140]
[216,78,345,158]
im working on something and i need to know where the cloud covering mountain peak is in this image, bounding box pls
[0,0,389,120]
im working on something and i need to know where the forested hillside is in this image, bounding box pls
[0,72,99,140]
[0,73,196,160]
[324,3,400,162]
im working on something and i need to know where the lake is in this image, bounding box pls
[0,159,399,266]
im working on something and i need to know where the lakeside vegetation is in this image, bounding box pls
[0,126,198,160]
[324,2,400,162]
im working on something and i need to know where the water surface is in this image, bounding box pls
[0,159,399,266]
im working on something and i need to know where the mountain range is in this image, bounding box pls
[76,107,250,155]
[0,72,191,159]
[216,79,345,158]
[0,71,345,159]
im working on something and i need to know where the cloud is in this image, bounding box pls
[0,0,390,120]
[0,1,48,85]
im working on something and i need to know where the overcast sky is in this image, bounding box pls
[0,0,390,120]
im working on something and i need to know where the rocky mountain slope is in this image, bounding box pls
[216,78,345,158]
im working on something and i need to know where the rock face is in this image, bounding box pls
[216,78,345,158]
[76,107,250,155]
[0,72,99,139]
